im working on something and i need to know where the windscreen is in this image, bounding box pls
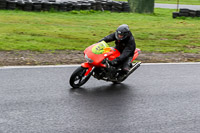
[91,41,109,54]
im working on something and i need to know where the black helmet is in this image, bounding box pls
[115,24,130,41]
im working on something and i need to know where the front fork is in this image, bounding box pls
[81,62,94,76]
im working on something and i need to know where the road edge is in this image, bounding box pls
[0,62,200,69]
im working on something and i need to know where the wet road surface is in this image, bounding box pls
[0,63,200,133]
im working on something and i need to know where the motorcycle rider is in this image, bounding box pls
[99,24,136,75]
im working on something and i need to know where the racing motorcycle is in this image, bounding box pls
[69,41,141,88]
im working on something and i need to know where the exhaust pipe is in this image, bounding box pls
[127,62,141,77]
[119,62,141,82]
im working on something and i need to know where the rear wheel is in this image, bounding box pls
[70,66,92,88]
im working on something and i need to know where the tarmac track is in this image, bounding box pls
[155,3,200,10]
[0,63,200,133]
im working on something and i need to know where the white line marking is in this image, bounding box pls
[141,62,200,65]
[0,62,199,69]
[0,65,80,69]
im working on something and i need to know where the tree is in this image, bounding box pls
[128,0,155,13]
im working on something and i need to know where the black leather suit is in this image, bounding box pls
[99,32,136,72]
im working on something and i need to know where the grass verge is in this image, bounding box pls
[114,0,200,5]
[0,9,200,53]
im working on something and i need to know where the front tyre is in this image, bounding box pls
[70,66,92,88]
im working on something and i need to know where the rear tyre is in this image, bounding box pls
[70,66,92,88]
[112,81,122,84]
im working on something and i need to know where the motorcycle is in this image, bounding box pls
[69,41,141,88]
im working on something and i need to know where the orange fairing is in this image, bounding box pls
[84,42,120,66]
[131,48,141,62]
[103,47,112,54]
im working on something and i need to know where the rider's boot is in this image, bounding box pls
[117,68,129,81]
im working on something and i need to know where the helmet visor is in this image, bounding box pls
[115,30,128,40]
[117,34,124,40]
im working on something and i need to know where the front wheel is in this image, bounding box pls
[69,66,92,88]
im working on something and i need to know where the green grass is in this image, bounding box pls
[115,0,200,5]
[156,0,200,5]
[0,9,200,53]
